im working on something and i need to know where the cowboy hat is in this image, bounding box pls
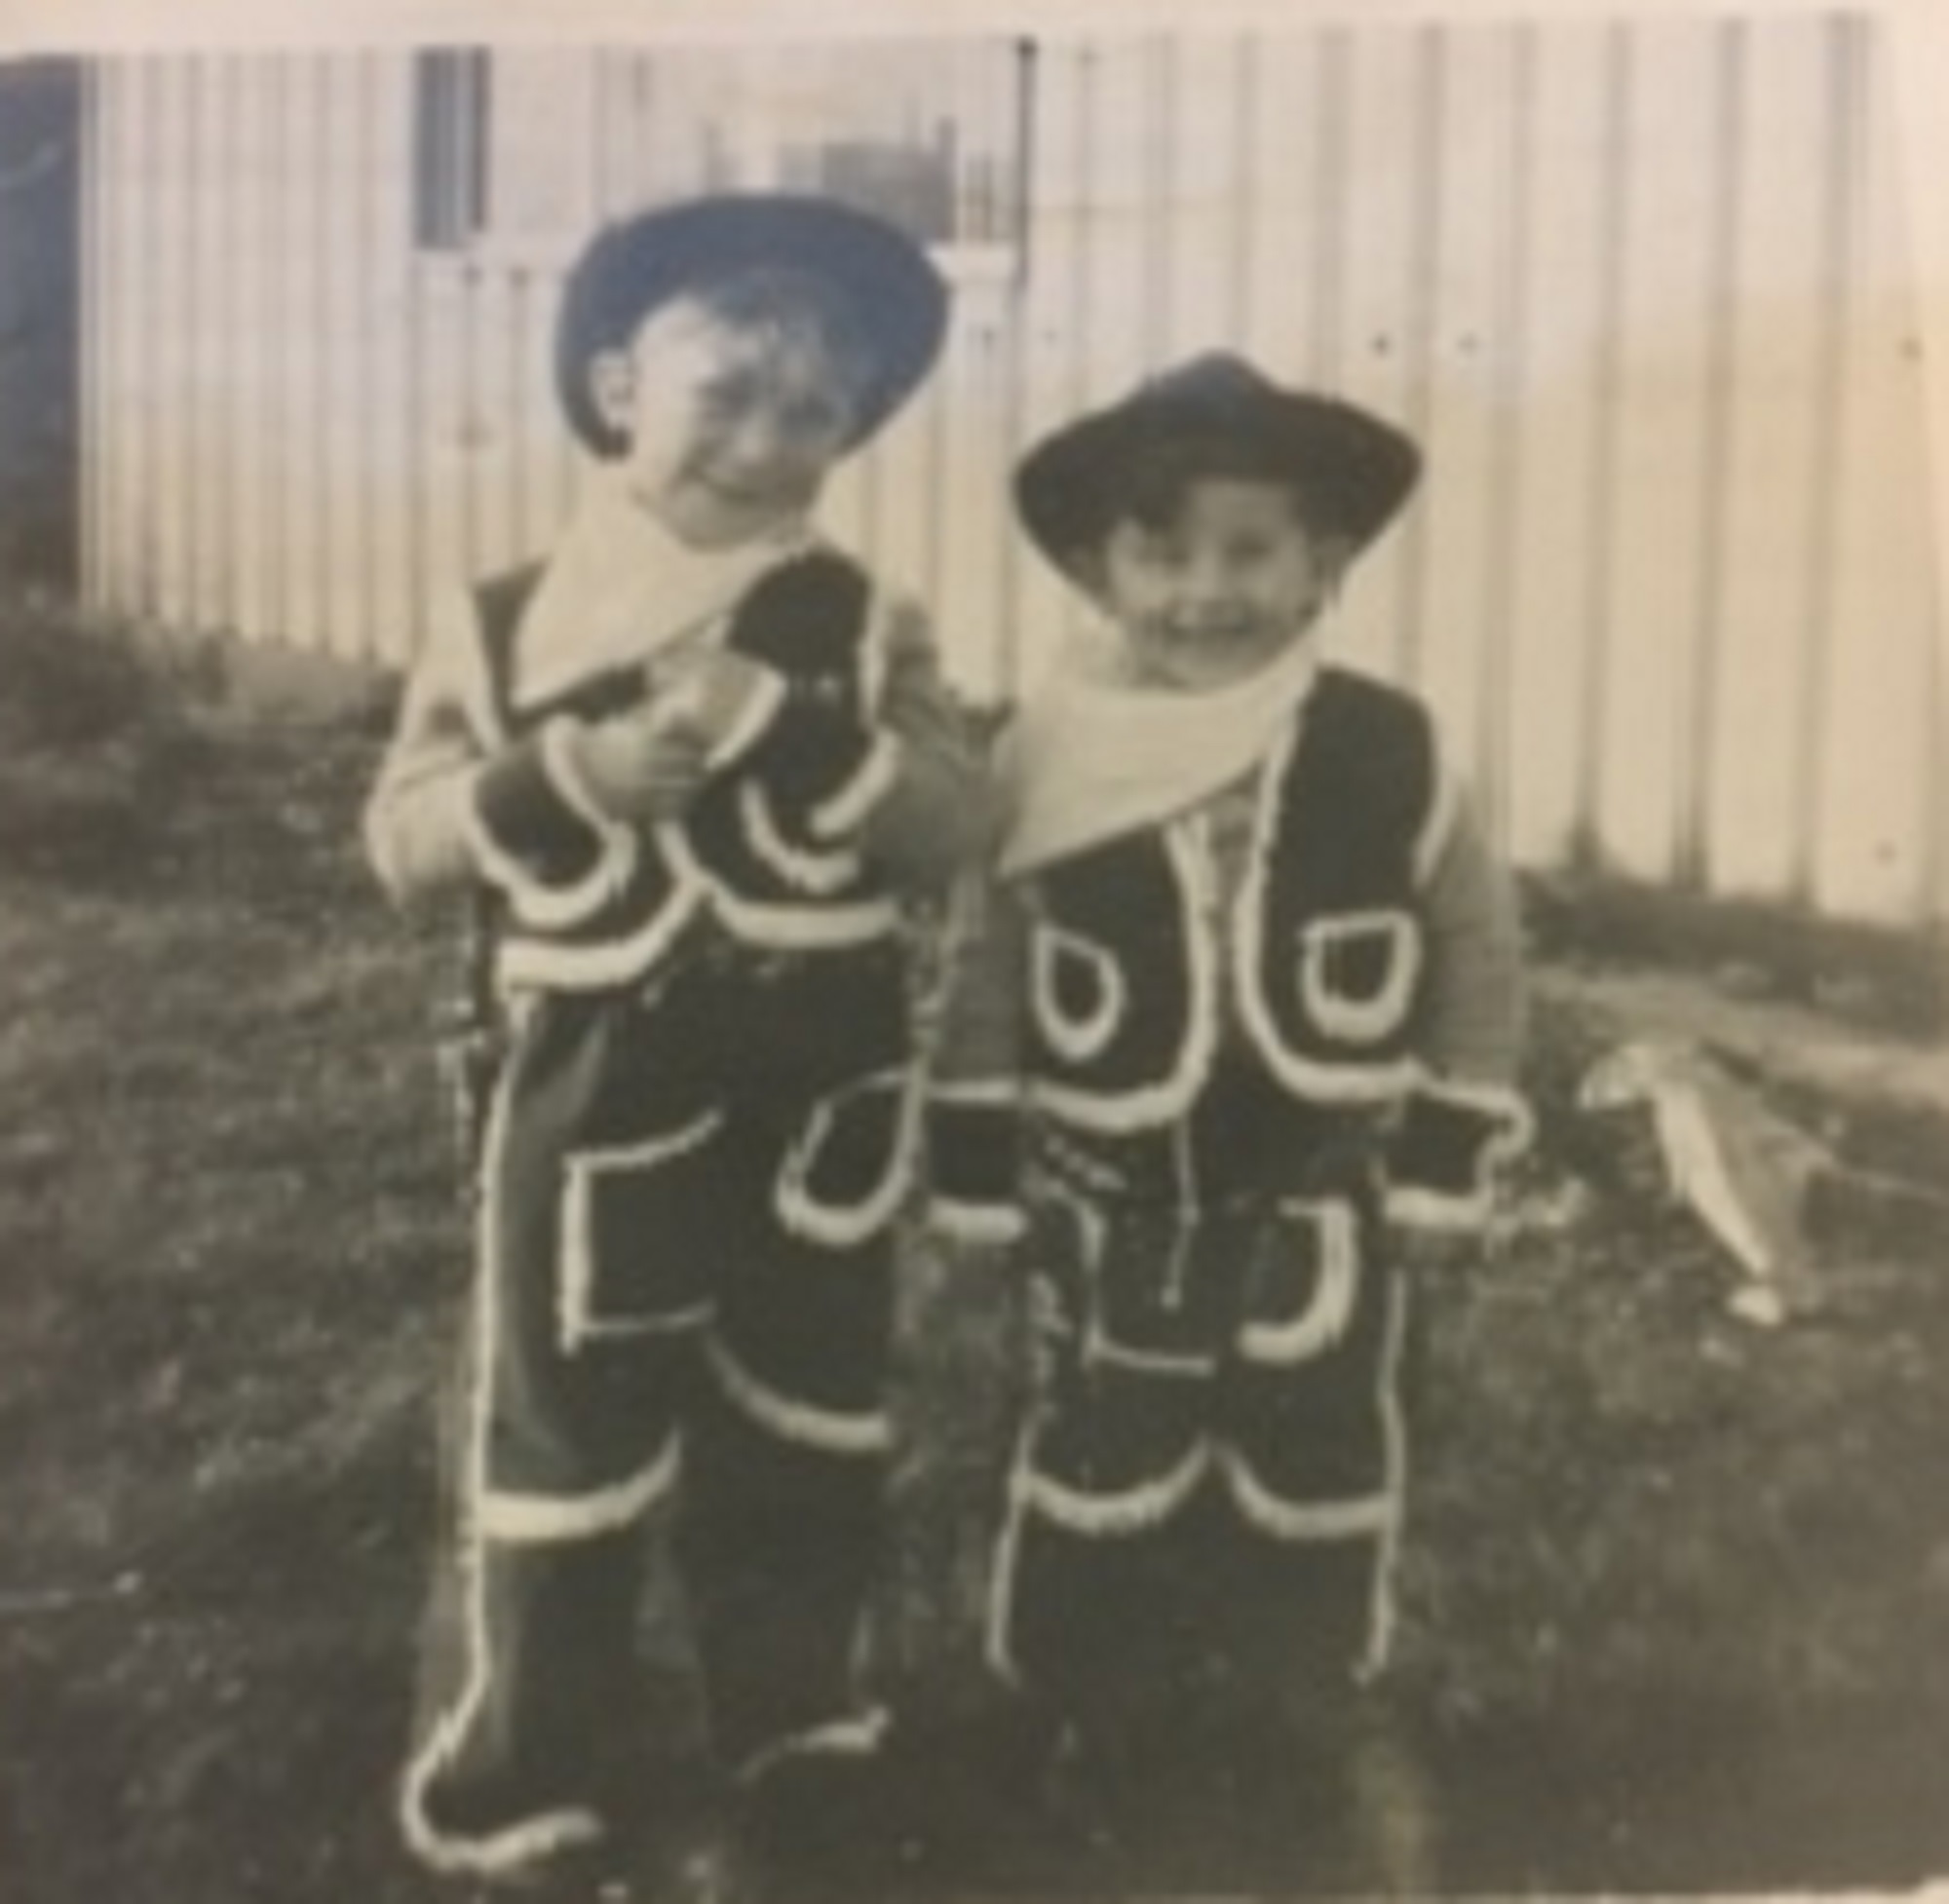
[554,193,950,458]
[1014,352,1421,576]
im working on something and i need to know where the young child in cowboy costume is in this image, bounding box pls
[363,193,988,1888]
[929,352,1531,1883]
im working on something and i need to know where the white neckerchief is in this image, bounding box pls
[512,473,813,709]
[998,618,1324,879]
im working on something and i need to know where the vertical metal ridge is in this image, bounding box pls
[353,49,381,661]
[178,55,203,632]
[1395,19,1447,688]
[509,267,532,564]
[993,36,1035,700]
[265,56,290,644]
[1141,32,1174,369]
[402,254,429,653]
[1677,18,1747,888]
[1227,30,1257,348]
[78,60,104,609]
[1063,44,1099,647]
[138,58,163,617]
[458,257,481,580]
[208,56,236,639]
[1573,18,1635,864]
[1069,43,1097,418]
[311,55,336,653]
[1477,19,1539,855]
[1789,13,1860,905]
[1310,28,1349,389]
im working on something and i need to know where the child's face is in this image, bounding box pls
[592,295,863,550]
[1089,476,1347,692]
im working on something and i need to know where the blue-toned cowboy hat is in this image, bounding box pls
[554,193,950,457]
[1014,352,1421,574]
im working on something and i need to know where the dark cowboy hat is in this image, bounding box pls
[554,193,950,458]
[1014,352,1421,575]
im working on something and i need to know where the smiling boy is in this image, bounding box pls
[364,195,987,1889]
[929,353,1531,1883]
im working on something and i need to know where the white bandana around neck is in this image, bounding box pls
[511,471,814,710]
[998,618,1324,879]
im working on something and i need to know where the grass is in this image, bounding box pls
[1,636,1946,1900]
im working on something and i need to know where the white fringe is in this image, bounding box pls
[1217,1446,1395,1542]
[400,1787,607,1881]
[774,1069,917,1250]
[1229,720,1423,1104]
[462,719,636,933]
[557,1109,723,1351]
[1028,822,1222,1135]
[1236,1200,1361,1366]
[402,1083,614,1880]
[928,1198,1027,1247]
[1297,908,1423,1044]
[739,780,863,896]
[476,1435,682,1544]
[707,1336,894,1458]
[735,1705,891,1789]
[1014,1440,1210,1538]
[1030,918,1127,1064]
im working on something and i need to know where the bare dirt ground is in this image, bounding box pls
[2,688,1946,1902]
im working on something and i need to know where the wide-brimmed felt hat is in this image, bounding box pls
[554,193,950,458]
[1014,352,1421,577]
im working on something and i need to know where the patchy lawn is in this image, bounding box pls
[2,688,1947,1902]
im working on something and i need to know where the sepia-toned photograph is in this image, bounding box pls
[1,5,1945,1899]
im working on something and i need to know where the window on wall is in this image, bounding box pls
[412,50,488,251]
[410,40,1029,269]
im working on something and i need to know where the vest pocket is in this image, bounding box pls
[1030,919,1127,1064]
[1235,1199,1362,1367]
[1295,909,1422,1044]
[775,1068,916,1250]
[557,1107,724,1352]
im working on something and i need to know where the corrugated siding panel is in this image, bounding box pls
[80,23,1945,926]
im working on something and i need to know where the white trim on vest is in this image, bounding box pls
[735,1706,891,1790]
[463,718,637,933]
[706,1335,895,1457]
[738,779,864,895]
[1015,1439,1210,1538]
[1216,1445,1395,1542]
[774,1068,918,1250]
[557,1108,724,1352]
[1029,822,1222,1134]
[1030,918,1128,1064]
[494,825,704,991]
[1411,758,1462,888]
[1297,909,1424,1044]
[1235,1198,1362,1367]
[477,1435,683,1543]
[401,1080,612,1880]
[1231,720,1422,1104]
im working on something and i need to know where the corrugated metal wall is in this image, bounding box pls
[80,20,1946,926]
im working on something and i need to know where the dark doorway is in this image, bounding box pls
[0,58,82,593]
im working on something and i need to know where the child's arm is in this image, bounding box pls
[363,590,497,907]
[1386,774,1534,1234]
[363,590,700,918]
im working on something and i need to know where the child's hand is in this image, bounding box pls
[567,703,712,825]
